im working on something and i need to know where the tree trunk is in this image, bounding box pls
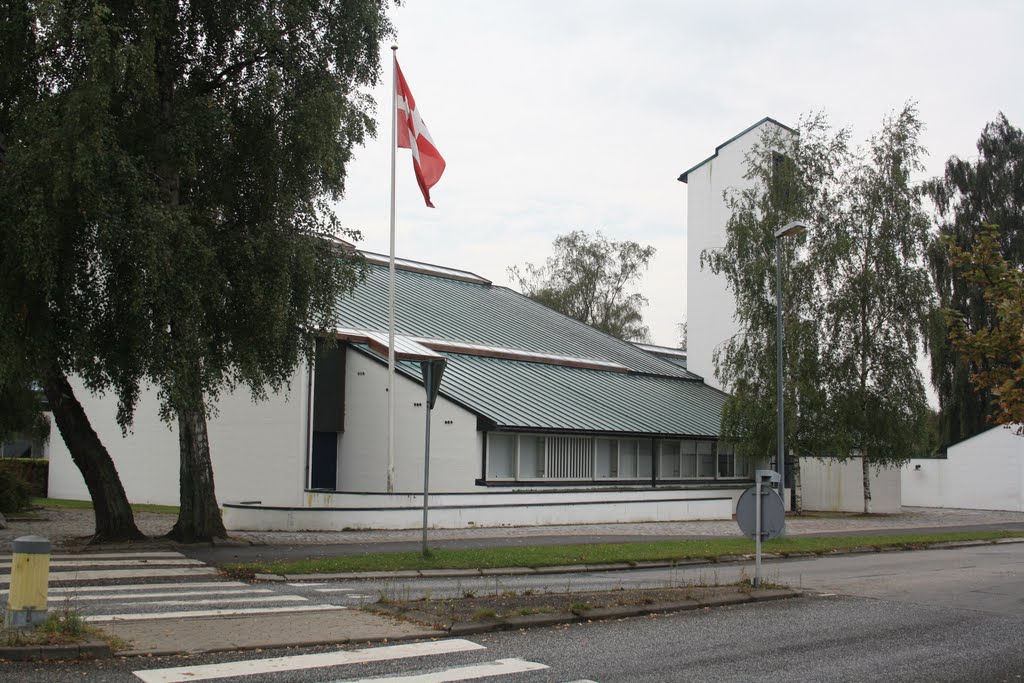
[792,455,803,514]
[43,371,145,542]
[862,452,873,515]
[166,399,226,543]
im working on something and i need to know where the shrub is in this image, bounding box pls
[0,458,48,497]
[0,468,31,513]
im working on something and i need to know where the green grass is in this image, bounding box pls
[225,530,1024,576]
[32,497,180,515]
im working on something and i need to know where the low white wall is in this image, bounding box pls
[902,426,1023,512]
[223,487,739,531]
[800,457,902,514]
[47,371,309,508]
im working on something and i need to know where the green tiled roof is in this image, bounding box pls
[340,260,726,438]
[338,261,702,381]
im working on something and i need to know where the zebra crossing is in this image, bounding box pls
[131,637,598,683]
[0,550,346,622]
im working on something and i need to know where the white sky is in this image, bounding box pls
[333,0,1024,349]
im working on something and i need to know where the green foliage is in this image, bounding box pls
[924,114,1024,446]
[1,0,388,426]
[0,384,49,444]
[1,1,392,539]
[0,458,48,497]
[509,230,656,341]
[814,103,932,468]
[705,105,933,510]
[945,226,1024,434]
[38,606,85,639]
[0,467,31,513]
[702,113,847,463]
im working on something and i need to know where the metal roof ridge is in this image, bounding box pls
[633,342,688,359]
[410,336,633,373]
[361,251,491,285]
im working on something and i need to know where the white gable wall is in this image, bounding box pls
[47,370,309,508]
[685,120,795,390]
[336,349,481,493]
[902,426,1023,511]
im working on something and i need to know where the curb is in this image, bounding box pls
[371,588,801,637]
[0,640,111,662]
[256,537,1024,583]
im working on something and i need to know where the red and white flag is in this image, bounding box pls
[395,59,445,208]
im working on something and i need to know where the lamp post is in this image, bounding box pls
[773,220,810,510]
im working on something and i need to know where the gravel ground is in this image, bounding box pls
[0,507,177,550]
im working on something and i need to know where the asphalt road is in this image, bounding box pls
[7,542,1023,682]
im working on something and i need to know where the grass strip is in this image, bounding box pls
[226,530,1024,576]
[31,497,179,515]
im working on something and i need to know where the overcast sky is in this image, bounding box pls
[333,0,1024,349]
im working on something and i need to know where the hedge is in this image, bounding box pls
[0,458,48,498]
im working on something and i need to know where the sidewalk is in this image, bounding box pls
[2,506,1022,660]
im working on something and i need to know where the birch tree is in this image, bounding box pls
[703,114,848,511]
[510,231,656,342]
[814,104,932,512]
[1,0,387,541]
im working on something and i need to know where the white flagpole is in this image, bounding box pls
[387,45,398,493]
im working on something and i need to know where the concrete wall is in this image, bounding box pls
[47,371,309,508]
[800,457,902,514]
[685,120,794,389]
[337,349,482,493]
[902,427,1023,511]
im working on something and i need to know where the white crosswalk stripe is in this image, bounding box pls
[131,637,589,683]
[0,552,332,622]
[327,658,549,682]
[132,639,488,682]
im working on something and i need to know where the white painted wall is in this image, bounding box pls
[224,488,737,530]
[902,426,1023,511]
[47,370,309,507]
[337,350,481,493]
[685,120,795,389]
[800,457,902,514]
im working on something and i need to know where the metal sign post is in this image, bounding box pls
[419,358,446,557]
[736,470,785,588]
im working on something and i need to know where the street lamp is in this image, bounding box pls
[774,220,810,510]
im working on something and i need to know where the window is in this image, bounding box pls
[638,441,653,478]
[518,435,545,479]
[697,441,716,478]
[487,433,515,479]
[595,439,618,479]
[485,433,752,483]
[717,443,752,478]
[680,440,698,477]
[660,441,681,478]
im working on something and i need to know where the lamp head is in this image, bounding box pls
[774,220,811,239]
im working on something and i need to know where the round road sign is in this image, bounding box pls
[736,486,786,540]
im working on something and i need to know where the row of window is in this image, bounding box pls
[486,433,752,482]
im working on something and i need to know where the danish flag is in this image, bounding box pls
[395,60,446,208]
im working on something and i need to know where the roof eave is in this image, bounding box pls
[677,116,797,183]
